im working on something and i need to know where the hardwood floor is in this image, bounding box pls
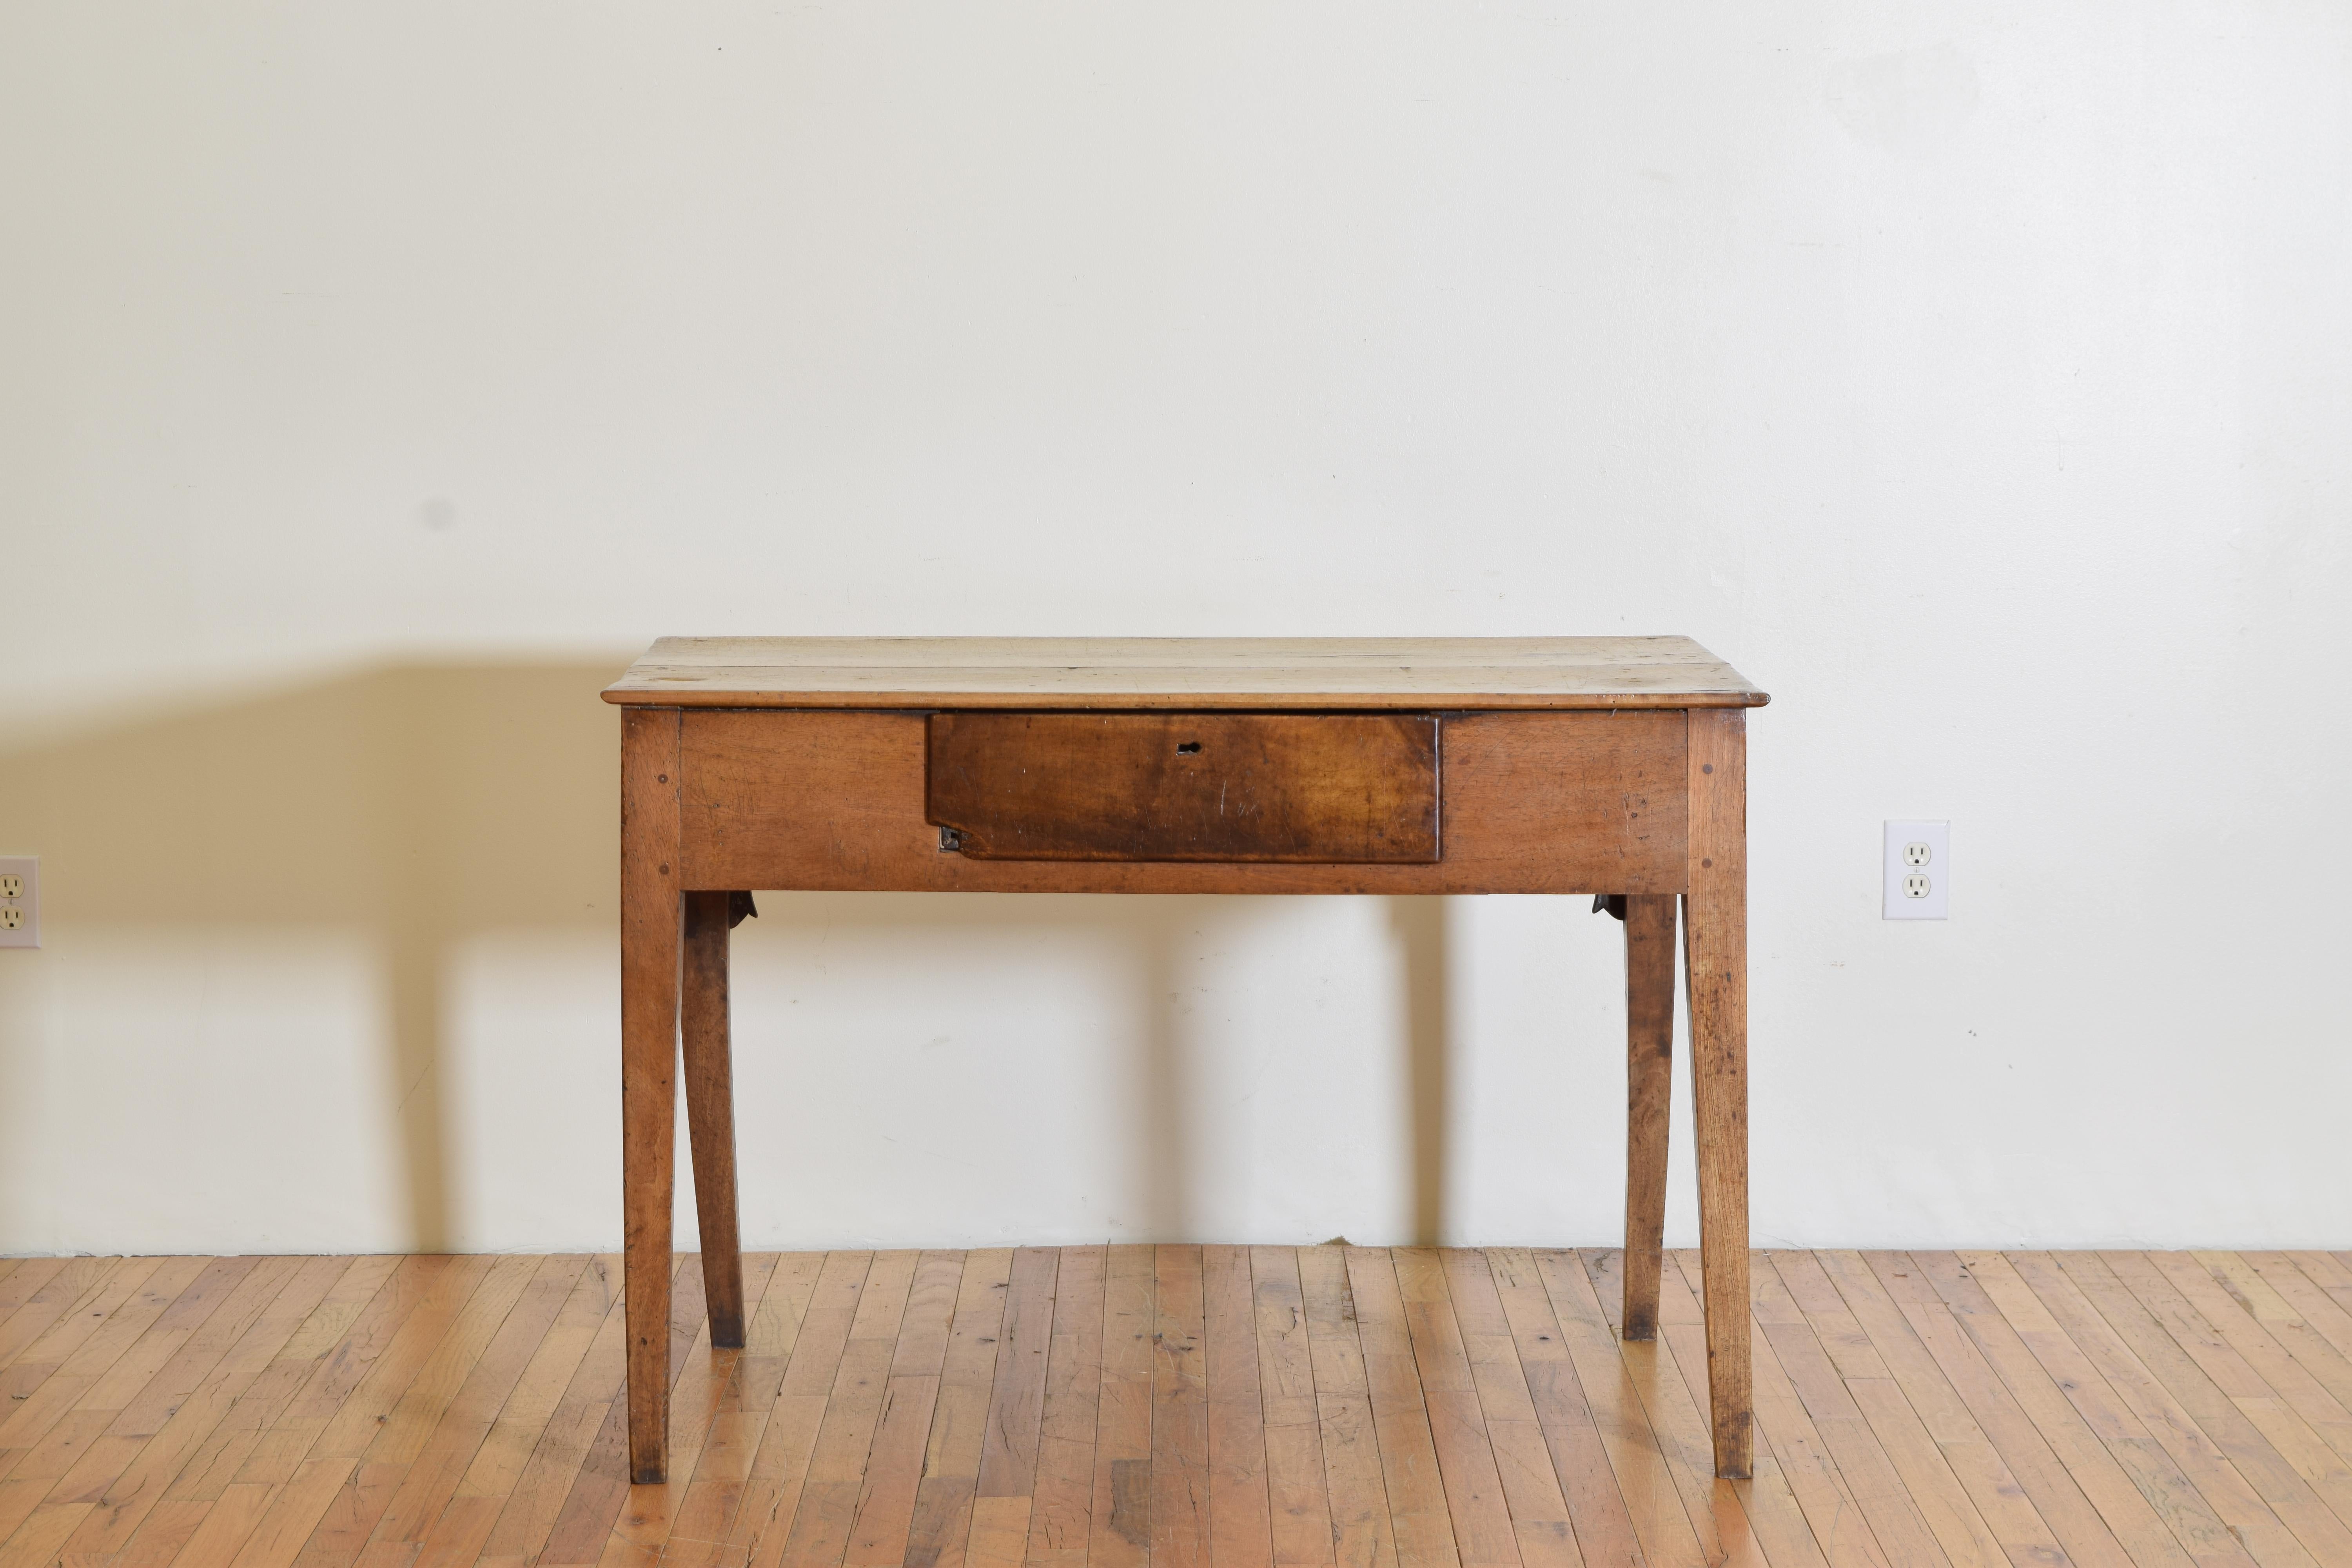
[5,1248,2352,1568]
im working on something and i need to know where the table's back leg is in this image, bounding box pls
[621,708,683,1485]
[681,889,746,1349]
[1683,707,1752,1479]
[1621,893,1678,1342]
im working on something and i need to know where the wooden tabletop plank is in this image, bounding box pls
[602,638,1766,710]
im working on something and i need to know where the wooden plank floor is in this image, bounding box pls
[5,1249,2352,1568]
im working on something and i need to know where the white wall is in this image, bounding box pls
[3,0,2347,1255]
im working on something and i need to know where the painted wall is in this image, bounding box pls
[3,1,2347,1254]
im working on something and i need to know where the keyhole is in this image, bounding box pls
[1176,741,1202,754]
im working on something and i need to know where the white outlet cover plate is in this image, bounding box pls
[1884,822,1949,920]
[0,857,38,948]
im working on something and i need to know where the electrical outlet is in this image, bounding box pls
[0,857,38,948]
[1884,822,1948,920]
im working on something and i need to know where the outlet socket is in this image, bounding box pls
[1884,822,1948,920]
[0,857,38,948]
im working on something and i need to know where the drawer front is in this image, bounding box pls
[926,711,1439,862]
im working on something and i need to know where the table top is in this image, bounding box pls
[602,637,1766,710]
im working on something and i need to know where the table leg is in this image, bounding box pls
[1620,893,1677,1342]
[682,889,746,1349]
[1683,708,1751,1479]
[622,708,683,1485]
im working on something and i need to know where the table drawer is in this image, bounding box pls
[925,711,1439,862]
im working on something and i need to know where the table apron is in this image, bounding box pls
[674,707,1691,895]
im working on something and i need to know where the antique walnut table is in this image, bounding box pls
[603,637,1767,1483]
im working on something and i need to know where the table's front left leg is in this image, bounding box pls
[1684,707,1752,1480]
[621,707,683,1485]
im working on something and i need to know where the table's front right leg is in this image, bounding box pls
[1684,707,1752,1480]
[621,707,683,1485]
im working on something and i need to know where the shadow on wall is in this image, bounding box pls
[0,664,628,1249]
[0,662,1455,1249]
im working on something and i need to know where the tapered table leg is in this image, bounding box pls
[1621,893,1677,1342]
[621,708,683,1485]
[681,889,746,1349]
[1684,707,1751,1479]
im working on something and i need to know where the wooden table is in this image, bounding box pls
[603,637,1767,1484]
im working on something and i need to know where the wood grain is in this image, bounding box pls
[611,639,1766,1512]
[976,1250,1058,1507]
[1682,708,1751,1480]
[1149,1248,1210,1568]
[19,1249,2352,1568]
[1245,1248,1335,1568]
[1341,1250,1457,1568]
[1617,895,1676,1345]
[900,1247,1011,1568]
[1530,1249,1713,1568]
[734,1251,872,1568]
[1024,1247,1104,1568]
[1085,1247,1154,1568]
[619,707,683,1484]
[2052,1252,2352,1561]
[1293,1248,1396,1568]
[1389,1250,1519,1566]
[843,1252,962,1568]
[680,891,745,1352]
[1656,1256,1825,1568]
[679,709,1686,895]
[1483,1250,1644,1568]
[1201,1246,1272,1568]
[603,637,1769,710]
[926,713,1438,864]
